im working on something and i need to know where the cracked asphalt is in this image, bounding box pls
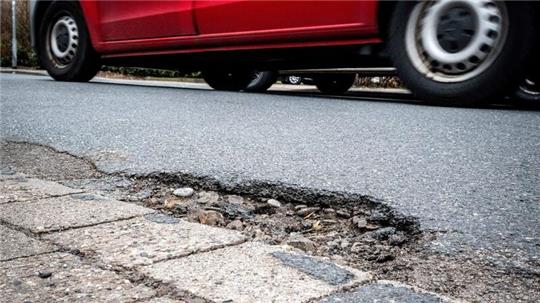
[1,73,539,272]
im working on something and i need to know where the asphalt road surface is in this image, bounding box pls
[2,73,539,273]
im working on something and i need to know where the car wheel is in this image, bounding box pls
[202,70,254,91]
[287,76,303,85]
[388,0,536,105]
[515,78,540,102]
[245,71,277,92]
[314,74,356,94]
[39,1,99,82]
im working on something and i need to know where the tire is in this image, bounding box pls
[387,1,536,105]
[314,74,356,94]
[245,71,278,92]
[202,69,254,91]
[38,1,99,82]
[514,78,540,102]
[286,76,303,85]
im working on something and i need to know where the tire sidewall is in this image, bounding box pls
[203,70,254,91]
[39,2,97,81]
[246,71,277,92]
[315,74,356,94]
[389,1,535,104]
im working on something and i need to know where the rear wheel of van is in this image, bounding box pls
[388,1,536,105]
[202,70,254,91]
[245,71,278,92]
[515,77,540,102]
[314,74,356,94]
[39,1,99,82]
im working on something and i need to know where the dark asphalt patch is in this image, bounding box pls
[143,212,180,224]
[319,282,445,303]
[271,251,354,285]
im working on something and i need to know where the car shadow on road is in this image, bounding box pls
[266,89,540,112]
[36,76,540,112]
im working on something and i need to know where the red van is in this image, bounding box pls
[30,1,539,104]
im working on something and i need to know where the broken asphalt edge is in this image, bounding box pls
[4,139,421,236]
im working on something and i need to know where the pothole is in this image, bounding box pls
[128,180,422,270]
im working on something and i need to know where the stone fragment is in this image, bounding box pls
[267,199,282,208]
[286,233,317,252]
[226,195,244,204]
[173,187,194,197]
[38,271,53,279]
[336,210,351,218]
[226,219,244,231]
[369,210,390,223]
[197,191,219,204]
[352,216,368,229]
[372,227,396,240]
[389,233,408,246]
[198,209,225,226]
[163,198,182,209]
[297,207,321,216]
[322,208,336,217]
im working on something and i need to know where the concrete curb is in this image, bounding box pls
[1,68,47,76]
[1,68,411,95]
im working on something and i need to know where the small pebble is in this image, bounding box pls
[226,219,244,231]
[38,271,53,279]
[173,187,194,197]
[352,216,368,229]
[267,199,282,208]
[336,210,351,218]
[296,207,320,216]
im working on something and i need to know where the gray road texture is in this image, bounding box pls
[1,73,539,271]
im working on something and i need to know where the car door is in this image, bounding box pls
[193,0,376,36]
[94,1,197,41]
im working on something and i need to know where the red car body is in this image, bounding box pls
[31,1,539,103]
[77,1,381,58]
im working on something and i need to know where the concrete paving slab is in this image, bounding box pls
[0,225,57,261]
[0,252,155,302]
[0,193,153,233]
[143,242,371,303]
[0,175,81,204]
[318,281,452,303]
[44,213,246,268]
[142,297,186,303]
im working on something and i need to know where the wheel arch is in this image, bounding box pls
[30,0,52,51]
[377,0,399,41]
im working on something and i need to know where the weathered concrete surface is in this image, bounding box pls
[44,213,246,268]
[0,175,81,204]
[143,242,371,303]
[0,194,153,233]
[1,141,100,181]
[0,225,57,261]
[0,252,155,302]
[319,281,452,303]
[142,297,186,303]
